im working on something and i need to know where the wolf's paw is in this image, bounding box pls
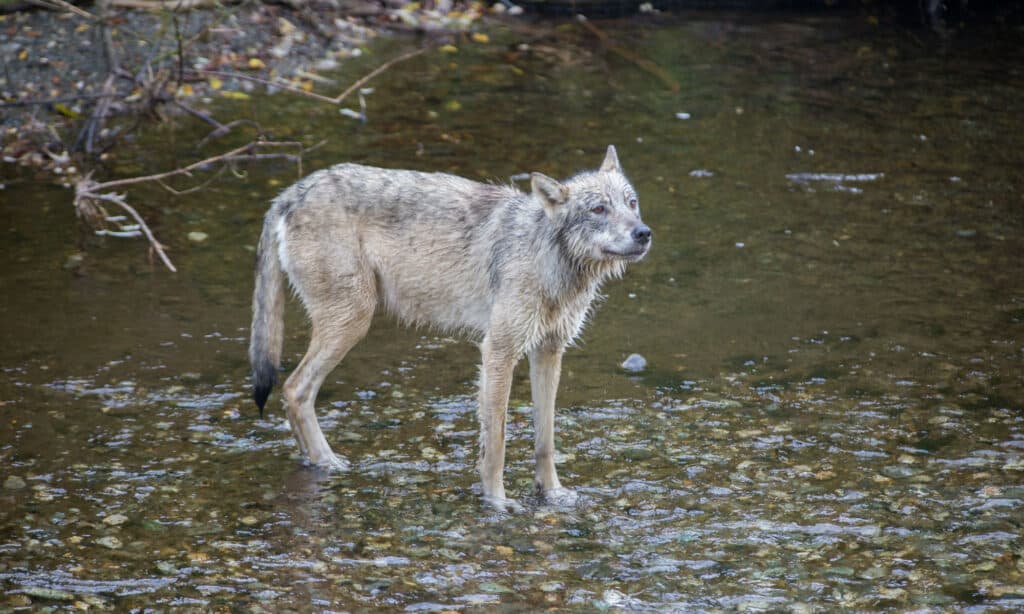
[483,495,525,514]
[308,452,351,472]
[542,486,579,508]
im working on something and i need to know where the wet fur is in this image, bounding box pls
[249,146,650,508]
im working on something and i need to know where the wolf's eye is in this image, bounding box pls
[591,205,607,215]
[628,198,638,209]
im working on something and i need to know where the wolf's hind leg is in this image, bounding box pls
[283,283,375,471]
[529,344,578,507]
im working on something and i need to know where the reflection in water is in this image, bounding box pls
[2,13,1023,611]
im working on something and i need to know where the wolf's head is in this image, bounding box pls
[532,145,651,267]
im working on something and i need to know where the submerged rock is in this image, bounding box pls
[881,465,921,479]
[4,475,27,490]
[22,586,75,601]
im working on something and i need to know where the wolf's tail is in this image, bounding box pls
[249,213,286,416]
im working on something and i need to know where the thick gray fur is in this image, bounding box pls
[249,145,651,510]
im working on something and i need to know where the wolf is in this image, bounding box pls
[249,145,651,510]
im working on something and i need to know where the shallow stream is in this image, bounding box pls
[2,13,1023,611]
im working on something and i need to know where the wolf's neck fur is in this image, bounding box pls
[486,188,624,347]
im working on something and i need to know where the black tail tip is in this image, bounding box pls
[252,362,277,418]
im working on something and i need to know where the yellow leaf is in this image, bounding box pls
[440,44,458,54]
[208,77,223,90]
[177,83,194,97]
[18,49,28,61]
[494,545,513,556]
[248,58,266,70]
[53,103,80,119]
[220,91,251,100]
[403,2,420,9]
[443,99,461,111]
[471,32,490,44]
[74,23,89,33]
[299,80,313,92]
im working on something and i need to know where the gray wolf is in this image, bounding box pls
[249,145,651,510]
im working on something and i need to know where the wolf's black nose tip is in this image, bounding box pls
[632,224,652,245]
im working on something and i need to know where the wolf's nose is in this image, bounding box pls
[632,224,652,245]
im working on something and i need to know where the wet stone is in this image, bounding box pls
[457,594,500,605]
[96,536,123,549]
[4,475,27,490]
[155,561,177,575]
[479,582,514,594]
[860,566,889,580]
[881,465,921,479]
[621,353,647,372]
[23,586,75,601]
[6,594,32,607]
[103,513,129,526]
[622,447,655,461]
[826,566,856,577]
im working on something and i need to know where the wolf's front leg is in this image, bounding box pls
[477,337,521,512]
[529,344,578,507]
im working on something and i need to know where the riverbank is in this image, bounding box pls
[0,0,505,181]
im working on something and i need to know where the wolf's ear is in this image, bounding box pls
[600,144,621,174]
[531,172,569,219]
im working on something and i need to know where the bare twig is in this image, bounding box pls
[154,163,229,195]
[26,0,97,20]
[105,0,223,10]
[73,139,318,272]
[96,0,121,75]
[579,19,680,92]
[193,46,430,107]
[91,189,178,270]
[74,74,118,154]
[0,93,115,108]
[196,119,262,149]
[93,140,302,191]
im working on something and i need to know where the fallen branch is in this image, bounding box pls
[74,139,319,272]
[87,189,179,272]
[579,18,680,92]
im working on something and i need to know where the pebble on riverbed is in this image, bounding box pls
[621,353,647,372]
[102,511,128,524]
[95,536,123,549]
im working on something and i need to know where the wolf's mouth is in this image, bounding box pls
[603,246,649,260]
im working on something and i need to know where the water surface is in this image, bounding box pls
[2,14,1023,611]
